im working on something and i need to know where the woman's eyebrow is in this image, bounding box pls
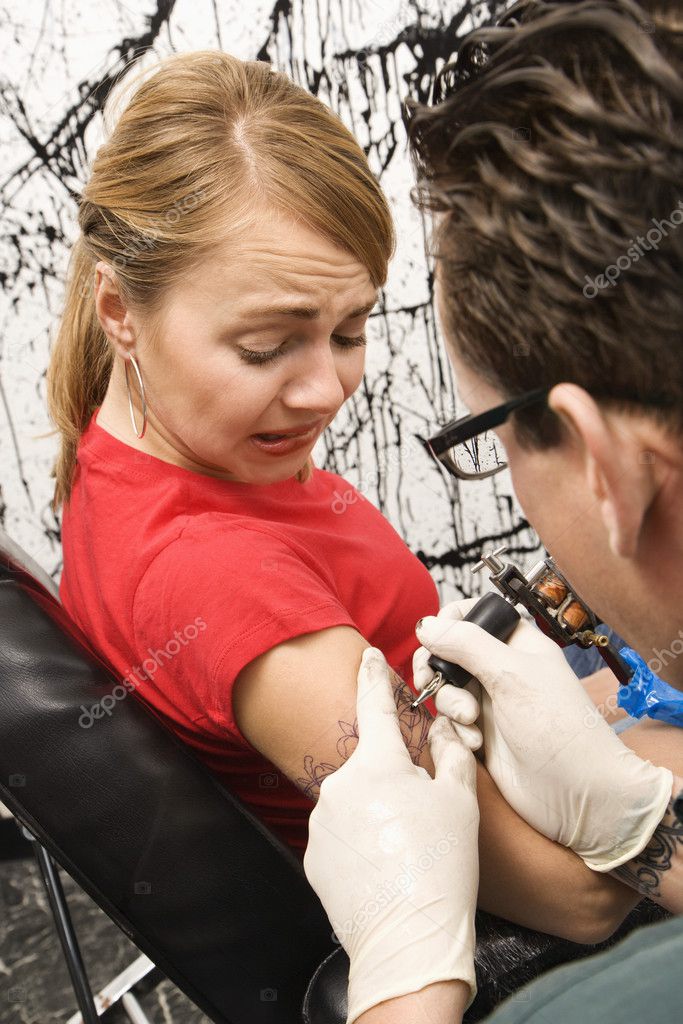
[243,296,378,322]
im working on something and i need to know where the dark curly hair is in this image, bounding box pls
[405,0,683,446]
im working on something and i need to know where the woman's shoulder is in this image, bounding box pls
[168,510,307,553]
[132,508,353,664]
[138,511,330,595]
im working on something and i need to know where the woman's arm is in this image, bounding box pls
[233,625,637,941]
[232,625,430,797]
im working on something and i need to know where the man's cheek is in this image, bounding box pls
[509,461,558,555]
[508,457,537,522]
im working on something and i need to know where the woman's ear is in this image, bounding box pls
[548,383,658,559]
[94,261,136,358]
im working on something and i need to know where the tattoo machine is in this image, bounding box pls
[410,545,632,709]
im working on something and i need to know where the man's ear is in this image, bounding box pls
[548,383,658,559]
[94,261,136,358]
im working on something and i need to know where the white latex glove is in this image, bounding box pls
[303,647,479,1024]
[415,610,673,872]
[413,597,484,751]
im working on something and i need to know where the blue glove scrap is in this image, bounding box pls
[617,646,683,728]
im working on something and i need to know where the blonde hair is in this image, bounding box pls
[47,51,396,507]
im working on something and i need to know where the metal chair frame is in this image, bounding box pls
[18,821,157,1024]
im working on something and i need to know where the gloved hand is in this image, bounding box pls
[414,605,673,872]
[304,647,479,1024]
[413,597,483,751]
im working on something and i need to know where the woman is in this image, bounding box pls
[48,49,432,858]
[47,50,632,939]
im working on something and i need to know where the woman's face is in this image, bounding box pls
[124,210,377,484]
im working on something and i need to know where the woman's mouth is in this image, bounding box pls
[249,421,323,455]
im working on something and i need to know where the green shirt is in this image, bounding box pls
[486,915,682,1024]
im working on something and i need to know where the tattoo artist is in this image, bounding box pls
[303,1,683,1022]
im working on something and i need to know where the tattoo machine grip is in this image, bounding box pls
[427,592,521,687]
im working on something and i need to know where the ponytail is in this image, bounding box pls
[47,238,112,508]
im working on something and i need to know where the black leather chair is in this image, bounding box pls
[0,530,335,1023]
[0,529,668,1024]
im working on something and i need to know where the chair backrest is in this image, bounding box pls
[0,530,334,1024]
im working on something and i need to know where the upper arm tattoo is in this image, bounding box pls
[392,674,432,763]
[295,668,432,800]
[612,794,683,900]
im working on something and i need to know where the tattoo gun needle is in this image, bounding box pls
[410,672,444,709]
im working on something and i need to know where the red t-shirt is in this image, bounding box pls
[60,412,440,857]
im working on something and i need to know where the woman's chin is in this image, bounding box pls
[237,457,312,486]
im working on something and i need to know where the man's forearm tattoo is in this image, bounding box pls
[296,668,432,800]
[612,795,683,899]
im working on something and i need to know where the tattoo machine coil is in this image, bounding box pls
[411,546,632,709]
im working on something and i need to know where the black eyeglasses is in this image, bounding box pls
[418,385,677,481]
[417,387,549,480]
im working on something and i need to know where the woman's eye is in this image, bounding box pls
[332,332,367,350]
[237,333,366,366]
[237,344,284,366]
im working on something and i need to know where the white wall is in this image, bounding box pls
[0,0,540,599]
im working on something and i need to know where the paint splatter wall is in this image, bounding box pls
[0,0,541,598]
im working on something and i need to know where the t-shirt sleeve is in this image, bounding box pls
[132,516,358,744]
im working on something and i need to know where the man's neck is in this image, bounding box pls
[627,547,683,691]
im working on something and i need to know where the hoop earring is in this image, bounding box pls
[124,354,147,439]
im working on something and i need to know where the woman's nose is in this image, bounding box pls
[282,348,347,414]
